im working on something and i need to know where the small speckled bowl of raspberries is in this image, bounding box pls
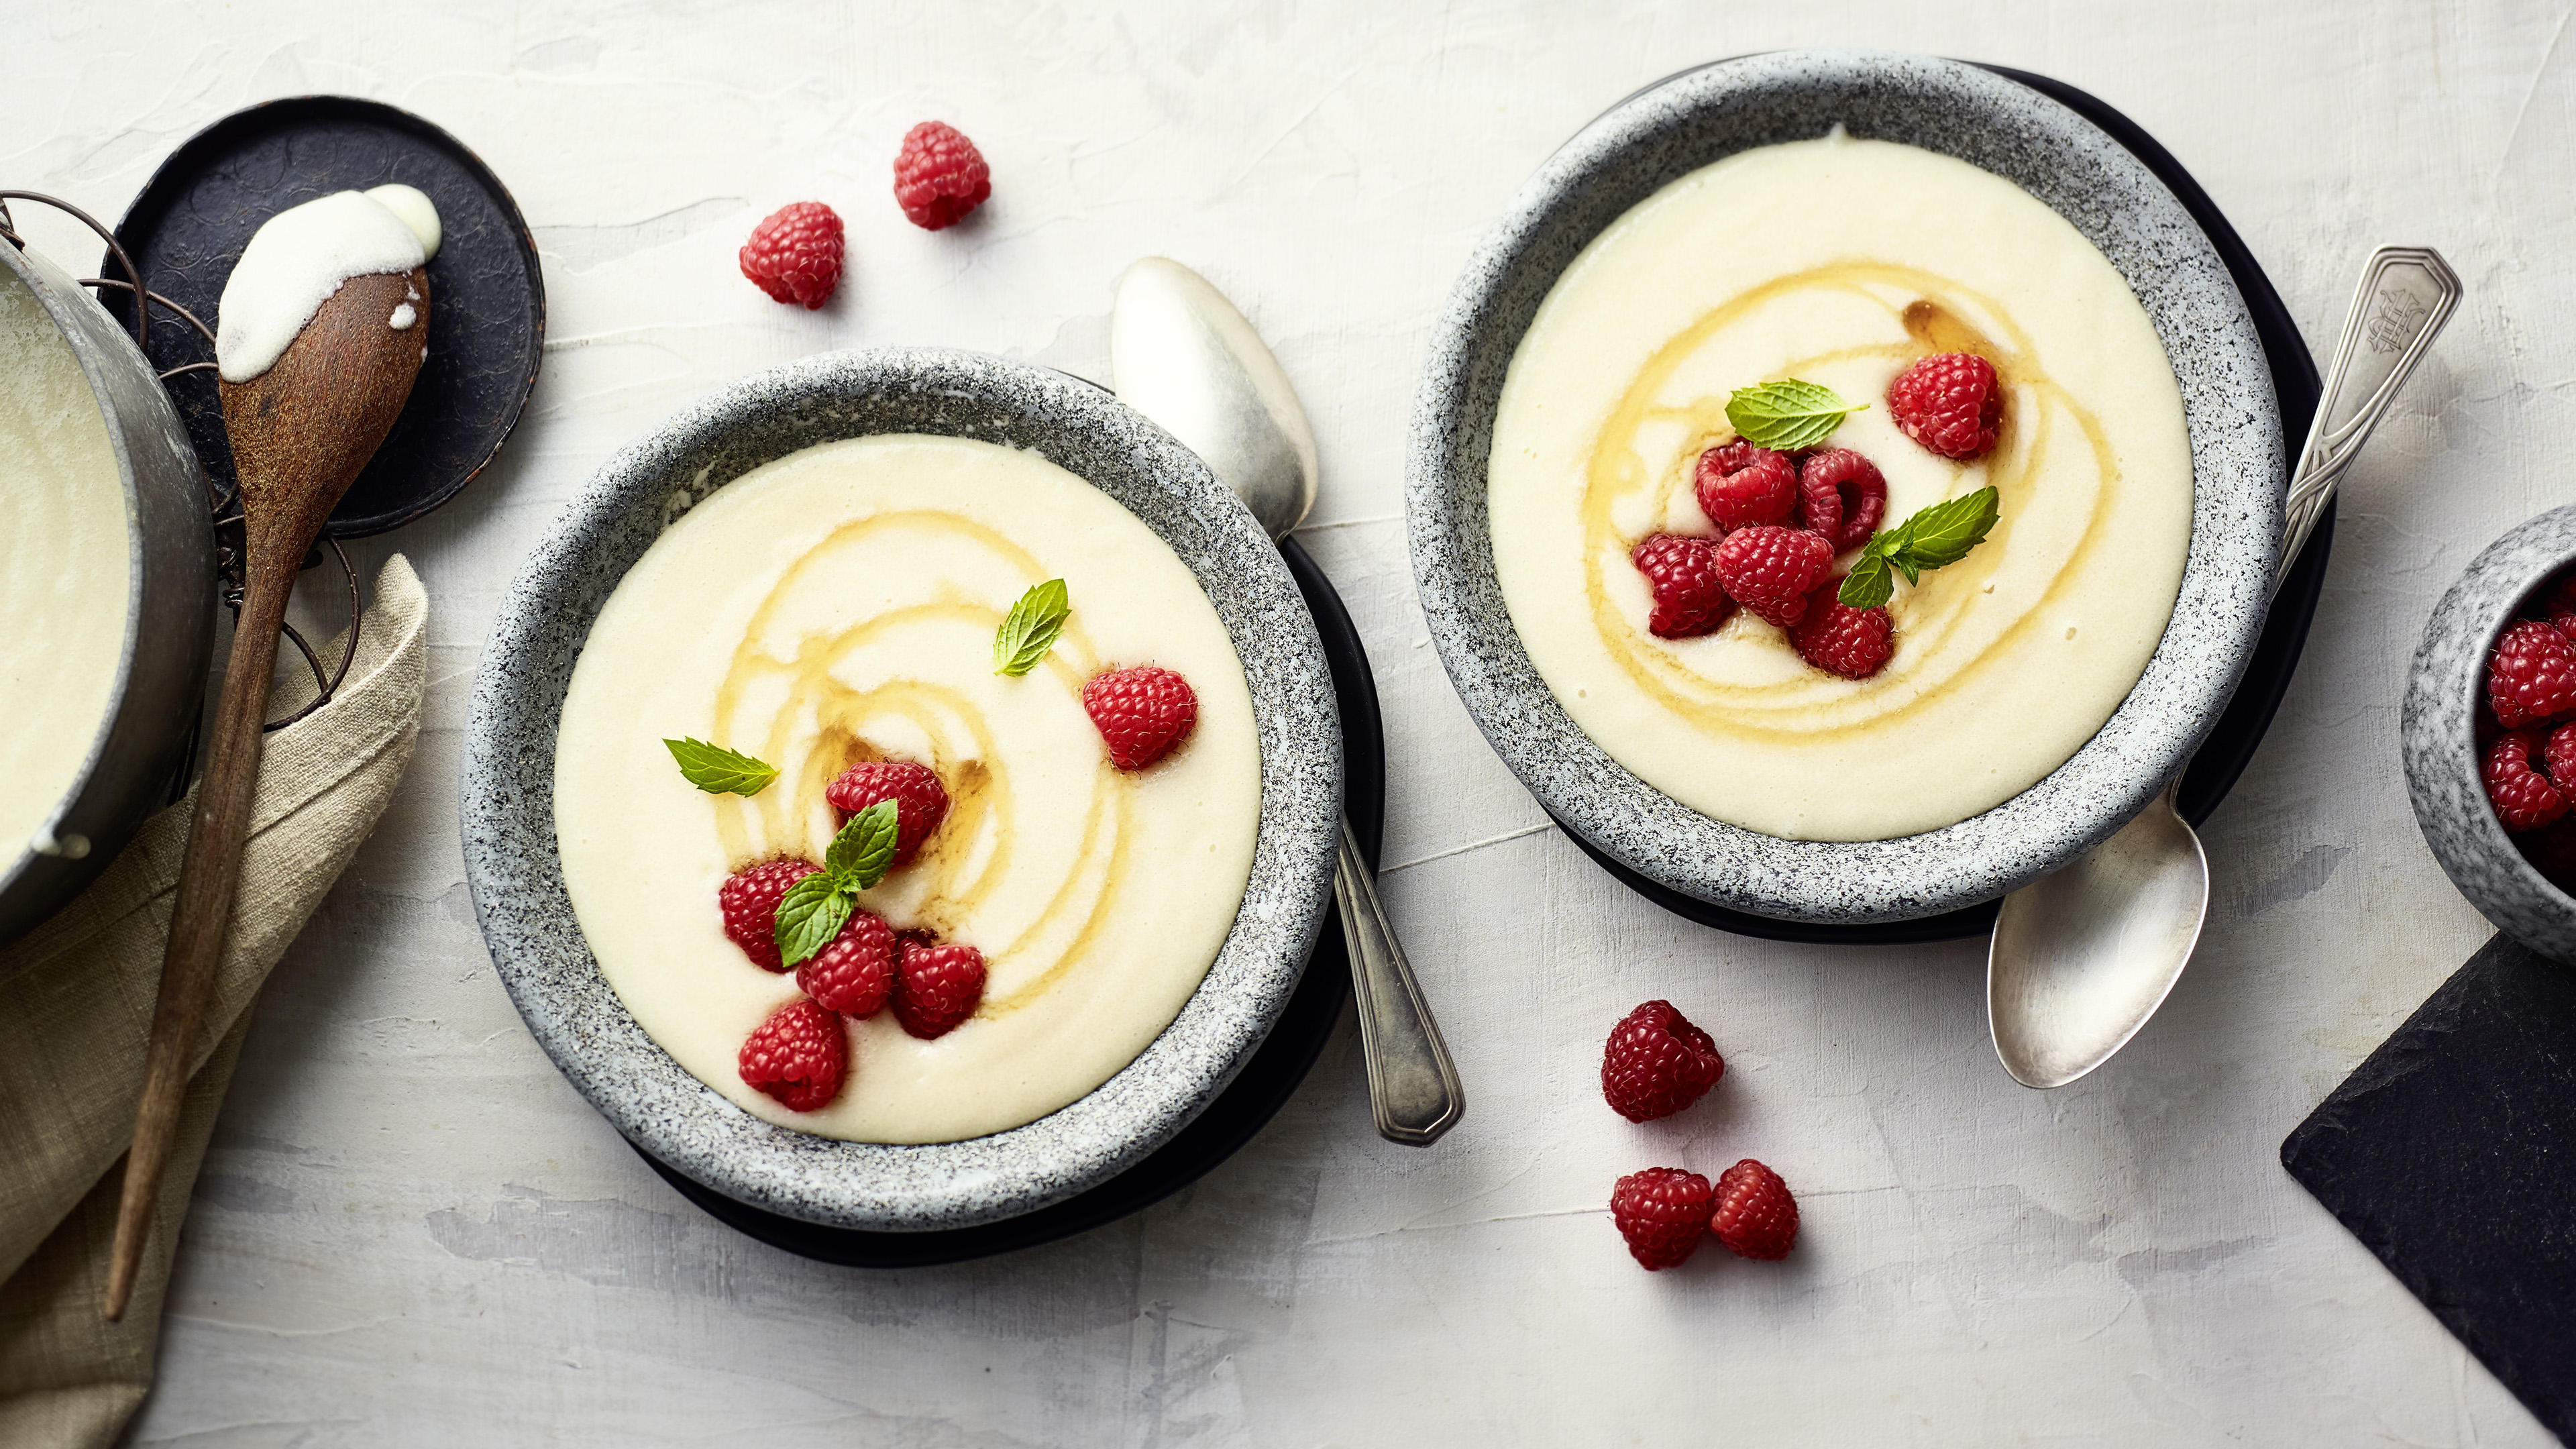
[2404,503,2576,961]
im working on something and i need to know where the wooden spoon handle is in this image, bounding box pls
[103,529,302,1320]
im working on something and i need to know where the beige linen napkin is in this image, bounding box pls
[0,555,428,1448]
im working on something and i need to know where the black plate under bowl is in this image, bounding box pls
[632,536,1379,1266]
[101,95,544,538]
[1556,61,2333,947]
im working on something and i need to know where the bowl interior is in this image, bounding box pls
[462,347,1341,1230]
[1406,49,2285,924]
[2402,504,2576,962]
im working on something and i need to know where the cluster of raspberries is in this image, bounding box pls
[2479,570,2576,889]
[722,761,985,1113]
[1629,353,2003,681]
[1600,999,1801,1270]
[718,664,1201,1114]
[737,121,994,310]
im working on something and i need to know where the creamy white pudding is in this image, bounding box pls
[0,264,131,865]
[1488,132,2194,841]
[553,434,1263,1143]
[215,185,440,382]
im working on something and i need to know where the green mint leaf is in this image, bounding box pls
[1837,551,1895,610]
[663,737,779,796]
[823,799,901,890]
[774,871,853,970]
[1723,378,1866,451]
[1890,486,2000,571]
[993,578,1071,676]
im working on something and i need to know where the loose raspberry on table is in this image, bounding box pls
[893,938,987,1039]
[1693,440,1797,533]
[718,859,823,972]
[825,760,951,867]
[1610,1167,1715,1271]
[737,998,849,1113]
[795,910,898,1017]
[1083,665,1199,771]
[1788,578,1895,679]
[2486,619,2576,729]
[1630,534,1733,639]
[738,201,845,309]
[1601,1000,1725,1122]
[1887,353,2002,460]
[893,121,992,230]
[1715,525,1834,629]
[1798,447,1890,552]
[2485,730,2569,833]
[1710,1159,1799,1260]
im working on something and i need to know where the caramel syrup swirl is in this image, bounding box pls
[706,507,1134,1020]
[1576,262,2125,743]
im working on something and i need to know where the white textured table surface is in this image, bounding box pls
[7,3,2569,1443]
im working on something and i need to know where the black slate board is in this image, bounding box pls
[633,534,1379,1266]
[2282,935,2576,1441]
[1557,60,2334,945]
[101,95,545,537]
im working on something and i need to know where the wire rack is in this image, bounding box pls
[0,189,363,740]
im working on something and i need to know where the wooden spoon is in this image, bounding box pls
[103,266,429,1320]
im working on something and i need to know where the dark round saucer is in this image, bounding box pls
[101,95,545,538]
[1555,62,2334,946]
[631,535,1378,1265]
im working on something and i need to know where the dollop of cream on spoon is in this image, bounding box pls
[214,185,441,382]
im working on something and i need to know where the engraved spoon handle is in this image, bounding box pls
[2275,246,2461,595]
[1334,817,1464,1146]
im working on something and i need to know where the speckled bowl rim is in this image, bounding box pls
[2402,504,2576,963]
[1406,50,2286,924]
[461,347,1342,1231]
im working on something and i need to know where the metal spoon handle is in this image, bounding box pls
[2276,246,2461,594]
[1333,817,1464,1145]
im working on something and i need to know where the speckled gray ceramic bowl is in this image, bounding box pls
[461,347,1342,1230]
[1407,50,2285,924]
[2402,506,2576,963]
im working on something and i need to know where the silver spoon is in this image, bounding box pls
[1988,246,2461,1089]
[1110,257,1466,1145]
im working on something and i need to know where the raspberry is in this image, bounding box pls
[1600,1000,1725,1122]
[892,121,991,230]
[892,938,987,1038]
[2486,619,2576,728]
[1714,525,1834,629]
[1887,353,2002,460]
[1629,534,1733,639]
[737,998,848,1113]
[1693,441,1796,533]
[1710,1159,1799,1260]
[1787,578,1895,679]
[718,859,822,971]
[825,761,951,867]
[1797,447,1889,552]
[2485,730,2569,833]
[795,910,897,1016]
[737,201,845,309]
[1610,1167,1715,1271]
[1083,665,1199,771]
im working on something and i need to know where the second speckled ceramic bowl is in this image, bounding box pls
[462,348,1342,1231]
[2404,506,2576,963]
[1407,50,2286,925]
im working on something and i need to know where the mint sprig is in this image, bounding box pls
[994,578,1071,676]
[1725,379,1866,451]
[1837,486,2002,610]
[773,799,901,969]
[663,737,779,796]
